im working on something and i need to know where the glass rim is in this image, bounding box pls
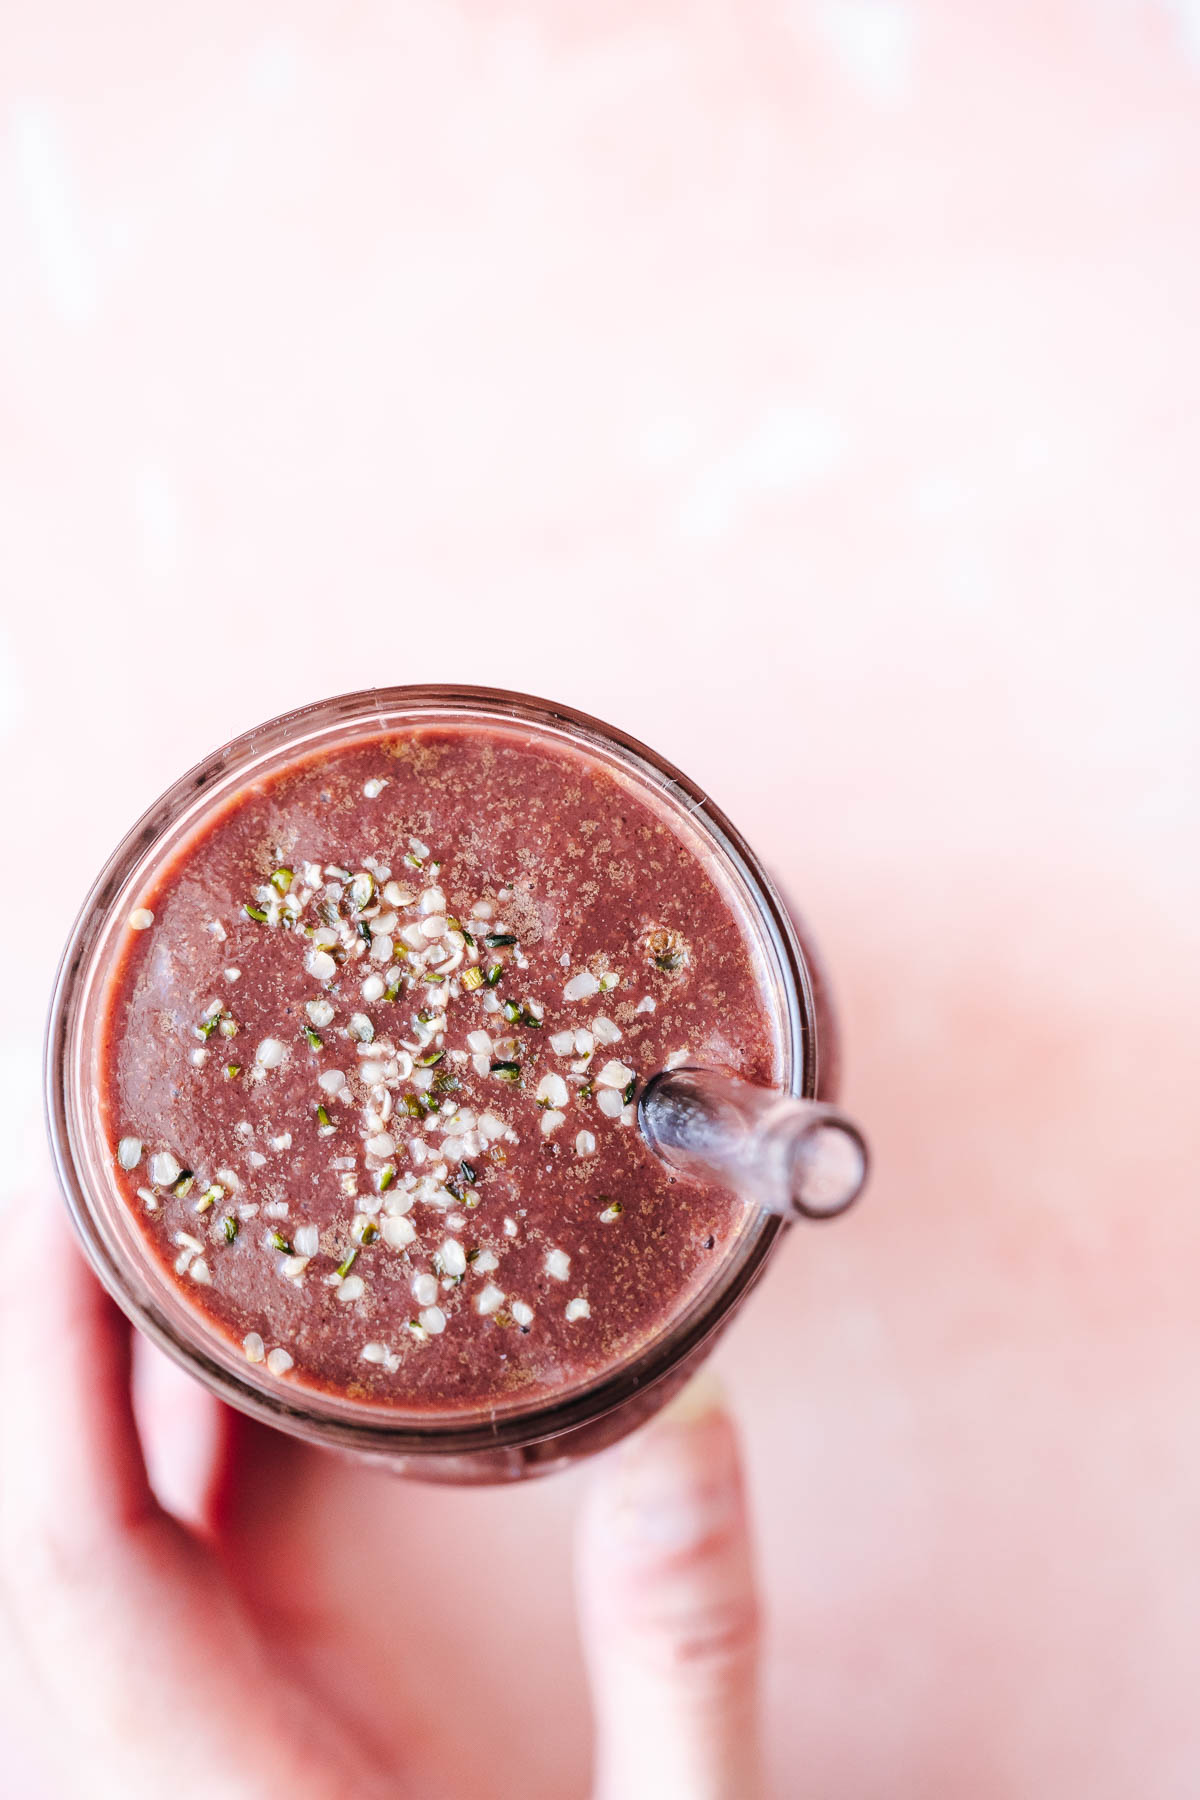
[45,685,820,1458]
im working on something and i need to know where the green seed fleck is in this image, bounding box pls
[269,1230,291,1253]
[223,1215,239,1243]
[337,1248,359,1279]
[270,868,293,894]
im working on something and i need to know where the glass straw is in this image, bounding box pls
[638,1066,868,1221]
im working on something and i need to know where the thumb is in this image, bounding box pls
[575,1374,763,1800]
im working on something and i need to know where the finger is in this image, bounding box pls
[576,1374,763,1800]
[0,1197,394,1800]
[132,1333,237,1532]
[0,1189,162,1548]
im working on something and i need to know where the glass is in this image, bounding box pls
[45,687,840,1481]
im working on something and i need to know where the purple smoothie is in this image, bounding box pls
[100,723,781,1412]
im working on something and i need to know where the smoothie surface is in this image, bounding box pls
[100,724,780,1411]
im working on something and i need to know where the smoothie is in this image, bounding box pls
[99,723,781,1413]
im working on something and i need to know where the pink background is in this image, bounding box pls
[3,3,1199,1794]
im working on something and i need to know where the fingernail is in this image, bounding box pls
[605,1376,740,1559]
[658,1366,727,1427]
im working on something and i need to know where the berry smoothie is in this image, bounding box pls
[99,722,783,1415]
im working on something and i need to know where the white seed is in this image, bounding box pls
[149,1151,182,1186]
[349,872,375,910]
[384,1187,415,1216]
[574,1029,595,1056]
[337,1274,366,1303]
[591,1015,622,1045]
[473,1249,499,1274]
[536,1071,569,1108]
[383,881,413,907]
[224,967,241,983]
[595,1059,635,1090]
[307,997,336,1027]
[313,926,340,947]
[540,1109,566,1136]
[575,1130,597,1157]
[366,1132,396,1158]
[597,1087,623,1118]
[481,990,501,1014]
[117,1136,142,1170]
[466,1030,492,1055]
[550,1030,575,1056]
[129,907,154,930]
[247,1152,267,1168]
[294,1224,320,1257]
[420,915,448,940]
[476,1283,505,1315]
[411,1272,438,1306]
[368,935,393,965]
[254,1037,285,1070]
[281,1255,310,1280]
[564,970,600,1002]
[381,1215,416,1249]
[565,1297,591,1322]
[544,1247,571,1281]
[137,1188,158,1210]
[419,886,447,915]
[269,1133,292,1151]
[598,972,620,992]
[478,1112,506,1142]
[318,1068,345,1094]
[636,995,656,1014]
[189,1258,211,1284]
[361,973,386,1001]
[620,1103,637,1127]
[503,1217,518,1237]
[419,1305,447,1336]
[360,1058,387,1084]
[440,1238,467,1277]
[471,1054,491,1078]
[361,1341,390,1363]
[266,1348,294,1376]
[363,778,387,798]
[348,1014,375,1043]
[511,1300,534,1328]
[243,1332,265,1363]
[306,950,337,980]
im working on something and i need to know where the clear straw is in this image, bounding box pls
[638,1066,868,1221]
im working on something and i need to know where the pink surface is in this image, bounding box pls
[2,3,1199,1794]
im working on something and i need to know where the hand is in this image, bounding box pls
[0,1195,763,1800]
